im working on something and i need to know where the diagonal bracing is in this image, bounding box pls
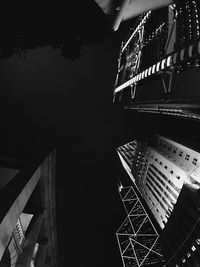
[117,185,165,267]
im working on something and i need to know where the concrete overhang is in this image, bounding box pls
[94,0,173,30]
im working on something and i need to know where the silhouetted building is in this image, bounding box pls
[117,135,200,266]
[160,184,200,266]
[113,0,200,120]
[0,146,57,267]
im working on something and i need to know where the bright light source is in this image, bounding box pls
[161,59,166,69]
[156,62,161,72]
[152,64,156,74]
[166,56,172,67]
[148,67,152,76]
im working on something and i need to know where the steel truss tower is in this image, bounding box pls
[116,185,165,267]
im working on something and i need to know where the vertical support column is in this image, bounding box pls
[112,0,130,31]
[35,243,48,267]
[0,164,42,261]
[16,213,44,267]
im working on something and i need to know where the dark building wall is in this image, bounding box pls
[160,184,200,266]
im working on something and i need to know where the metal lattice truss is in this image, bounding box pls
[116,186,165,267]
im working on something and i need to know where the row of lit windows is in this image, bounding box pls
[160,201,170,217]
[148,151,181,180]
[148,168,165,187]
[115,32,200,93]
[118,145,137,152]
[147,172,163,196]
[145,179,172,223]
[168,178,181,193]
[158,139,199,166]
[151,164,181,193]
[146,172,174,210]
[146,174,173,213]
[163,188,175,206]
[145,182,160,204]
[149,167,178,200]
[144,182,167,220]
[166,185,178,200]
[146,175,162,198]
[118,149,136,157]
[151,155,180,179]
[145,179,169,217]
[176,238,200,266]
[147,171,177,204]
[146,181,168,213]
[161,195,172,212]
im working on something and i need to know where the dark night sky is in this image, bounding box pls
[1,2,200,267]
[0,4,132,265]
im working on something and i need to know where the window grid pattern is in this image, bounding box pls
[158,137,200,170]
[145,175,171,212]
[149,167,179,200]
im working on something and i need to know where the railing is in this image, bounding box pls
[114,38,200,94]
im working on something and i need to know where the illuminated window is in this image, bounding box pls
[191,245,196,251]
[196,238,200,245]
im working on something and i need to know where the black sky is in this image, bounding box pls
[0,3,132,265]
[1,2,200,267]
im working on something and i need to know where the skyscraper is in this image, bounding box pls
[0,146,57,267]
[113,0,200,120]
[117,135,200,266]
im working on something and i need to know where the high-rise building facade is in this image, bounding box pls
[117,135,200,266]
[113,0,200,120]
[0,146,57,267]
